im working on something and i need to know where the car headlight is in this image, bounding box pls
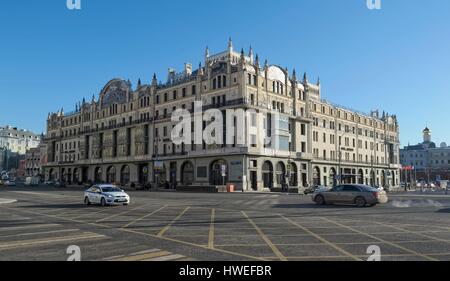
[106,194,113,198]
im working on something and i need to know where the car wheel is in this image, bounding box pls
[315,195,325,205]
[123,203,129,206]
[355,196,366,207]
[100,197,107,207]
[84,197,90,205]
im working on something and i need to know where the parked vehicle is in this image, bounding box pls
[84,184,130,206]
[312,184,388,207]
[54,181,66,188]
[25,177,40,186]
[304,185,330,195]
[5,180,16,186]
[374,185,390,193]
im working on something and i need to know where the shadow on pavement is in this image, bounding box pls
[272,203,362,209]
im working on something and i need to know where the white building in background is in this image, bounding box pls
[0,125,41,171]
[400,127,450,181]
[43,40,401,191]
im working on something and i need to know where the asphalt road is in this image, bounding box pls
[1,186,450,261]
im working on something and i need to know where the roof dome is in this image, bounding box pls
[99,79,130,107]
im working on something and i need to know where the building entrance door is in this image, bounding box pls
[250,171,257,191]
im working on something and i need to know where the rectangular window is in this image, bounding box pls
[301,142,306,153]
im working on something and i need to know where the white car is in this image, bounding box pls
[84,184,130,206]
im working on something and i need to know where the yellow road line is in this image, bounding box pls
[0,223,60,232]
[50,208,87,217]
[95,202,153,223]
[371,221,450,245]
[121,205,168,229]
[0,232,106,250]
[281,215,361,261]
[242,211,287,261]
[319,217,438,261]
[0,205,265,261]
[208,208,215,249]
[112,250,171,261]
[121,227,265,261]
[285,252,450,259]
[0,229,79,239]
[144,254,185,261]
[157,207,190,237]
[71,207,111,220]
[40,208,68,215]
[103,249,161,260]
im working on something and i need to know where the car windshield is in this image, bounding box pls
[101,186,122,192]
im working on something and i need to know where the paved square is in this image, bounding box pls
[1,186,450,261]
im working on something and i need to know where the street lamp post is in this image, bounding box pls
[338,145,342,185]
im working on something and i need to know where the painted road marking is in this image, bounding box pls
[111,250,172,261]
[121,205,168,229]
[281,215,361,261]
[0,223,60,232]
[144,254,185,261]
[157,207,190,237]
[0,232,106,250]
[1,205,264,261]
[208,208,215,249]
[71,207,112,220]
[372,221,450,245]
[242,211,287,261]
[95,202,153,223]
[320,217,438,261]
[0,229,80,239]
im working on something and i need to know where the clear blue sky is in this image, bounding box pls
[0,0,449,147]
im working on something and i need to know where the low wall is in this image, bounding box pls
[176,185,219,193]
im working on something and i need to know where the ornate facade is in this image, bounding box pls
[43,40,401,191]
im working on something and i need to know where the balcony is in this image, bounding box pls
[294,152,313,160]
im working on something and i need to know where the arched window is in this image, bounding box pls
[210,159,227,185]
[181,162,194,185]
[120,165,130,185]
[313,167,321,186]
[106,166,116,183]
[276,162,286,185]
